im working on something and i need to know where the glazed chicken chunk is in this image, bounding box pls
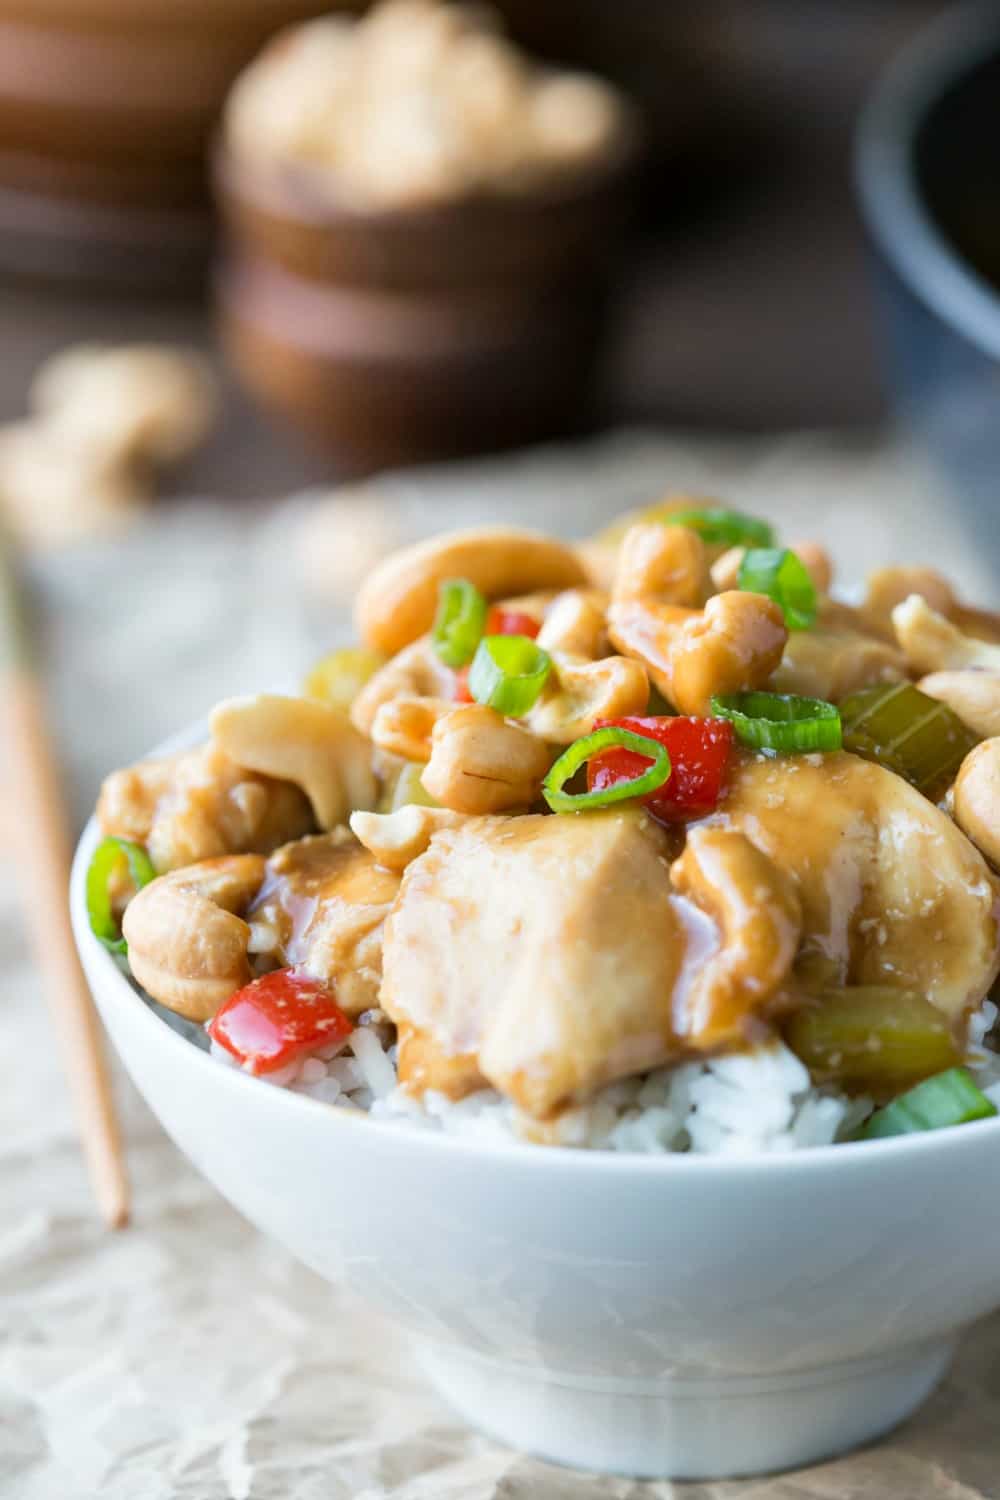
[380,808,800,1118]
[704,752,1000,1018]
[249,830,401,1016]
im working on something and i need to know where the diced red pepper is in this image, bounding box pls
[451,607,541,700]
[208,968,353,1076]
[588,715,734,822]
[486,606,541,640]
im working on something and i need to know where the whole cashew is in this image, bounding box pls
[861,566,957,640]
[953,740,1000,869]
[98,744,314,873]
[122,854,266,1021]
[354,526,586,655]
[670,826,802,1049]
[525,589,649,743]
[920,670,1000,738]
[370,695,454,762]
[892,596,1000,675]
[210,694,376,830]
[350,636,456,738]
[612,522,710,608]
[609,590,787,716]
[422,703,554,813]
[350,805,471,870]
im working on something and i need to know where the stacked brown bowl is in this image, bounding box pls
[0,0,352,285]
[216,145,635,472]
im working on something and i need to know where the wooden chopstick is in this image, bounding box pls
[0,535,129,1229]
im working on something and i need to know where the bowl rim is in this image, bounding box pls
[71,720,1000,1180]
[855,0,1000,361]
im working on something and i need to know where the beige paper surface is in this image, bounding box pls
[4,432,999,1499]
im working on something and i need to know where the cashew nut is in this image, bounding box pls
[354,526,586,655]
[609,589,787,716]
[210,694,376,830]
[892,596,1000,675]
[350,805,471,870]
[421,703,554,813]
[370,695,454,762]
[953,740,1000,869]
[525,589,649,743]
[122,854,266,1021]
[920,670,1000,738]
[711,540,832,596]
[31,343,217,468]
[670,826,802,1049]
[98,744,315,873]
[861,566,957,640]
[612,522,710,608]
[350,635,456,738]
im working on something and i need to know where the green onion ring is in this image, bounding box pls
[738,547,817,630]
[543,727,671,813]
[86,836,156,954]
[667,507,774,548]
[858,1068,997,1140]
[710,691,842,753]
[432,577,488,669]
[468,634,552,716]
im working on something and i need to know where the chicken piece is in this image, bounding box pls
[703,752,1000,1019]
[380,808,799,1118]
[248,830,401,1016]
[769,618,905,701]
[98,745,315,873]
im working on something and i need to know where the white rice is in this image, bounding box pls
[203,1000,1000,1155]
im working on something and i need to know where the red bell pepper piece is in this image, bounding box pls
[452,606,541,700]
[588,715,734,822]
[208,968,353,1075]
[486,606,541,640]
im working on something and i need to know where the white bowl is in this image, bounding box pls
[71,791,1000,1481]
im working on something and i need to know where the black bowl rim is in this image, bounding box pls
[856,0,1000,361]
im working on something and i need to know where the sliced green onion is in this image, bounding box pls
[86,836,156,954]
[738,547,817,630]
[858,1068,997,1140]
[432,577,487,669]
[839,681,980,799]
[710,691,842,753]
[543,727,671,813]
[468,634,552,716]
[667,507,774,548]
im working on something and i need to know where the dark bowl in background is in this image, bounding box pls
[214,135,638,473]
[857,2,1000,531]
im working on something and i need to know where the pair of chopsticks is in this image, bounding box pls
[0,531,129,1228]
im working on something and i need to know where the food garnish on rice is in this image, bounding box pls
[87,504,1000,1152]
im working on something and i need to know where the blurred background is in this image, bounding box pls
[0,0,977,494]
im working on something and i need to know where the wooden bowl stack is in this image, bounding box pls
[216,140,636,472]
[0,0,351,286]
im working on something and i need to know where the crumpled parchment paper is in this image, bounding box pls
[3,430,999,1500]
